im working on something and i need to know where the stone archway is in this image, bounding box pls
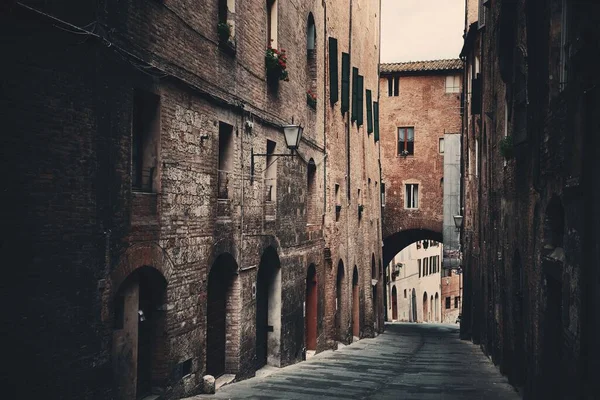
[305,264,318,352]
[112,266,167,400]
[207,253,239,377]
[383,228,443,267]
[256,246,282,369]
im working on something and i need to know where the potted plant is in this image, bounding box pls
[499,135,514,160]
[306,90,317,109]
[217,22,231,44]
[265,45,289,83]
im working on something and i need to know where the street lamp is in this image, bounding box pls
[453,215,463,232]
[251,123,303,177]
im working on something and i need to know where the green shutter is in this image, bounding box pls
[329,37,339,104]
[341,53,350,113]
[351,67,358,122]
[373,101,380,142]
[357,75,364,126]
[366,89,373,134]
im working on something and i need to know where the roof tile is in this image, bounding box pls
[380,59,463,73]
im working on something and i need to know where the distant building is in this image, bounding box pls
[386,241,443,323]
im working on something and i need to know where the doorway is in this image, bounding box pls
[352,266,360,338]
[336,260,345,342]
[305,264,318,351]
[256,246,282,369]
[423,292,428,322]
[391,286,398,320]
[207,254,238,377]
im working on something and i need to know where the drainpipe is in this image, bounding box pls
[323,0,327,230]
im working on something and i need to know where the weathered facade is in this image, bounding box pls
[2,0,383,398]
[378,60,462,266]
[386,241,443,323]
[459,0,599,398]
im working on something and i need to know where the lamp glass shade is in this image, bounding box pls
[453,215,464,229]
[282,124,303,150]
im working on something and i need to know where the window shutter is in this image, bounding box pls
[357,75,364,126]
[351,67,359,122]
[366,89,373,134]
[329,37,339,105]
[341,53,350,113]
[471,73,482,115]
[373,101,379,142]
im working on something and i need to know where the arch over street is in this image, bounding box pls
[383,228,443,267]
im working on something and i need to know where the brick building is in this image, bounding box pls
[459,0,600,398]
[1,0,382,398]
[378,60,463,322]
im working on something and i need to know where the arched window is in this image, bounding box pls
[267,0,278,48]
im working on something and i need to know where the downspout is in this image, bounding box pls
[323,0,327,229]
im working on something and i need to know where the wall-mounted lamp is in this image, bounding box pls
[453,215,464,232]
[251,123,303,176]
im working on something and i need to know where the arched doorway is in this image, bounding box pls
[391,286,398,320]
[430,295,434,322]
[422,292,428,322]
[256,246,282,369]
[435,292,439,322]
[207,253,238,377]
[541,197,565,399]
[112,266,167,400]
[335,260,345,342]
[305,264,318,352]
[352,266,360,339]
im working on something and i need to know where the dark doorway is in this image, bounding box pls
[423,291,428,322]
[112,266,167,400]
[336,260,345,342]
[207,254,237,377]
[305,264,318,351]
[391,286,398,320]
[352,266,360,338]
[256,247,281,369]
[411,288,417,322]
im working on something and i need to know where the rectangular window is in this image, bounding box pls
[404,289,407,298]
[423,258,428,276]
[478,0,487,29]
[366,89,373,134]
[445,297,451,309]
[357,75,364,126]
[267,0,278,47]
[394,77,399,96]
[380,182,385,206]
[329,37,339,104]
[373,101,380,142]
[388,77,393,97]
[351,67,359,122]
[387,77,399,96]
[455,296,460,309]
[218,122,235,199]
[405,184,419,209]
[341,53,350,113]
[418,259,421,278]
[397,127,415,156]
[445,75,461,93]
[439,138,445,153]
[132,90,160,192]
[265,140,277,201]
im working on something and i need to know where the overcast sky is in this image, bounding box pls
[380,0,465,63]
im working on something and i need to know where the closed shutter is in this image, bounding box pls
[351,67,358,122]
[471,73,481,115]
[341,53,350,113]
[329,37,339,105]
[366,89,373,134]
[357,75,364,126]
[373,101,380,142]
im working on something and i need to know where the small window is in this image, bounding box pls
[387,77,399,97]
[398,127,414,156]
[218,122,234,199]
[267,0,278,47]
[445,75,461,93]
[439,138,445,153]
[405,184,419,209]
[335,183,341,221]
[404,289,407,298]
[423,258,428,276]
[132,90,160,192]
[380,182,386,207]
[454,296,460,309]
[445,297,451,309]
[265,140,277,202]
[418,259,421,278]
[182,359,192,376]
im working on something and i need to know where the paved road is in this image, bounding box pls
[189,323,519,400]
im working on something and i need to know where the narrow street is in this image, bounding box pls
[189,323,519,400]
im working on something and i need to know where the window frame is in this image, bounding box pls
[405,183,419,209]
[445,75,461,93]
[397,127,415,156]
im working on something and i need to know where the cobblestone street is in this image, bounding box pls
[189,323,519,400]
